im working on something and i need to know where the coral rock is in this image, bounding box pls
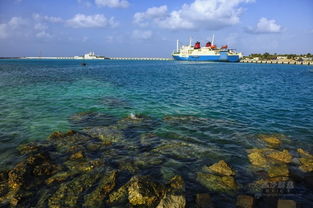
[299,157,313,172]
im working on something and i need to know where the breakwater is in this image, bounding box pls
[240,59,312,65]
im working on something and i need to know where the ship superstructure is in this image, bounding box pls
[172,38,242,62]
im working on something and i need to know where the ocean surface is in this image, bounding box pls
[0,59,313,207]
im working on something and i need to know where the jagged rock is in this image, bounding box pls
[267,150,292,163]
[197,173,237,192]
[168,175,185,193]
[156,194,186,208]
[236,195,254,208]
[49,130,76,140]
[48,171,101,208]
[107,183,129,205]
[45,171,73,185]
[268,164,289,178]
[248,152,268,168]
[69,151,85,160]
[128,175,164,206]
[258,134,282,147]
[204,160,235,176]
[277,199,296,208]
[8,152,57,191]
[83,170,117,207]
[299,157,313,172]
[64,159,103,172]
[195,193,214,208]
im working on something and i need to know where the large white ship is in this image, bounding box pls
[172,37,243,62]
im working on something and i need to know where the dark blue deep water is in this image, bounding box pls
[0,59,313,207]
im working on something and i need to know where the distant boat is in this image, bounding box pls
[172,36,242,62]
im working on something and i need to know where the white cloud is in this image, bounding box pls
[67,14,118,28]
[132,30,152,40]
[32,13,63,23]
[134,5,168,26]
[36,31,52,38]
[34,23,48,31]
[0,24,8,39]
[8,17,27,29]
[133,0,254,30]
[247,17,282,33]
[95,0,129,8]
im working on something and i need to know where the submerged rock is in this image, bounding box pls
[156,193,186,208]
[128,175,164,206]
[167,175,185,193]
[204,160,235,176]
[236,195,254,208]
[297,148,313,158]
[258,134,282,147]
[267,164,289,178]
[197,172,237,192]
[48,171,101,208]
[248,152,268,168]
[267,150,292,163]
[107,183,130,205]
[83,170,117,207]
[84,126,123,145]
[195,193,214,208]
[277,199,296,208]
[299,157,313,172]
[69,111,118,128]
[45,171,74,185]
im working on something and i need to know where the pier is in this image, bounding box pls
[109,57,172,61]
[240,59,312,65]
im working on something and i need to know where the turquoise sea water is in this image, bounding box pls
[0,59,313,206]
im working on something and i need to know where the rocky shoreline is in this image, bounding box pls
[0,114,312,207]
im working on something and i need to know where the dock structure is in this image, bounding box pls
[240,59,312,65]
[109,57,173,61]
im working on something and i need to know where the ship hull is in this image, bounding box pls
[172,54,240,62]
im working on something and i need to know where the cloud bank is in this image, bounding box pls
[247,17,282,34]
[95,0,129,8]
[134,0,254,30]
[67,14,118,28]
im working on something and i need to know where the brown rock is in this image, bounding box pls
[236,195,254,208]
[197,173,237,192]
[168,175,185,193]
[267,150,292,163]
[268,165,289,178]
[206,160,235,176]
[128,175,164,206]
[259,134,282,147]
[277,199,296,208]
[248,152,268,167]
[69,151,85,160]
[299,157,313,172]
[297,148,313,158]
[195,193,214,208]
[156,194,186,208]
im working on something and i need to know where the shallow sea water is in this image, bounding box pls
[0,59,313,207]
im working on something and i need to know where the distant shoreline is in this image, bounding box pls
[0,57,312,65]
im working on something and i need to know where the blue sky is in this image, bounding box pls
[0,0,312,57]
